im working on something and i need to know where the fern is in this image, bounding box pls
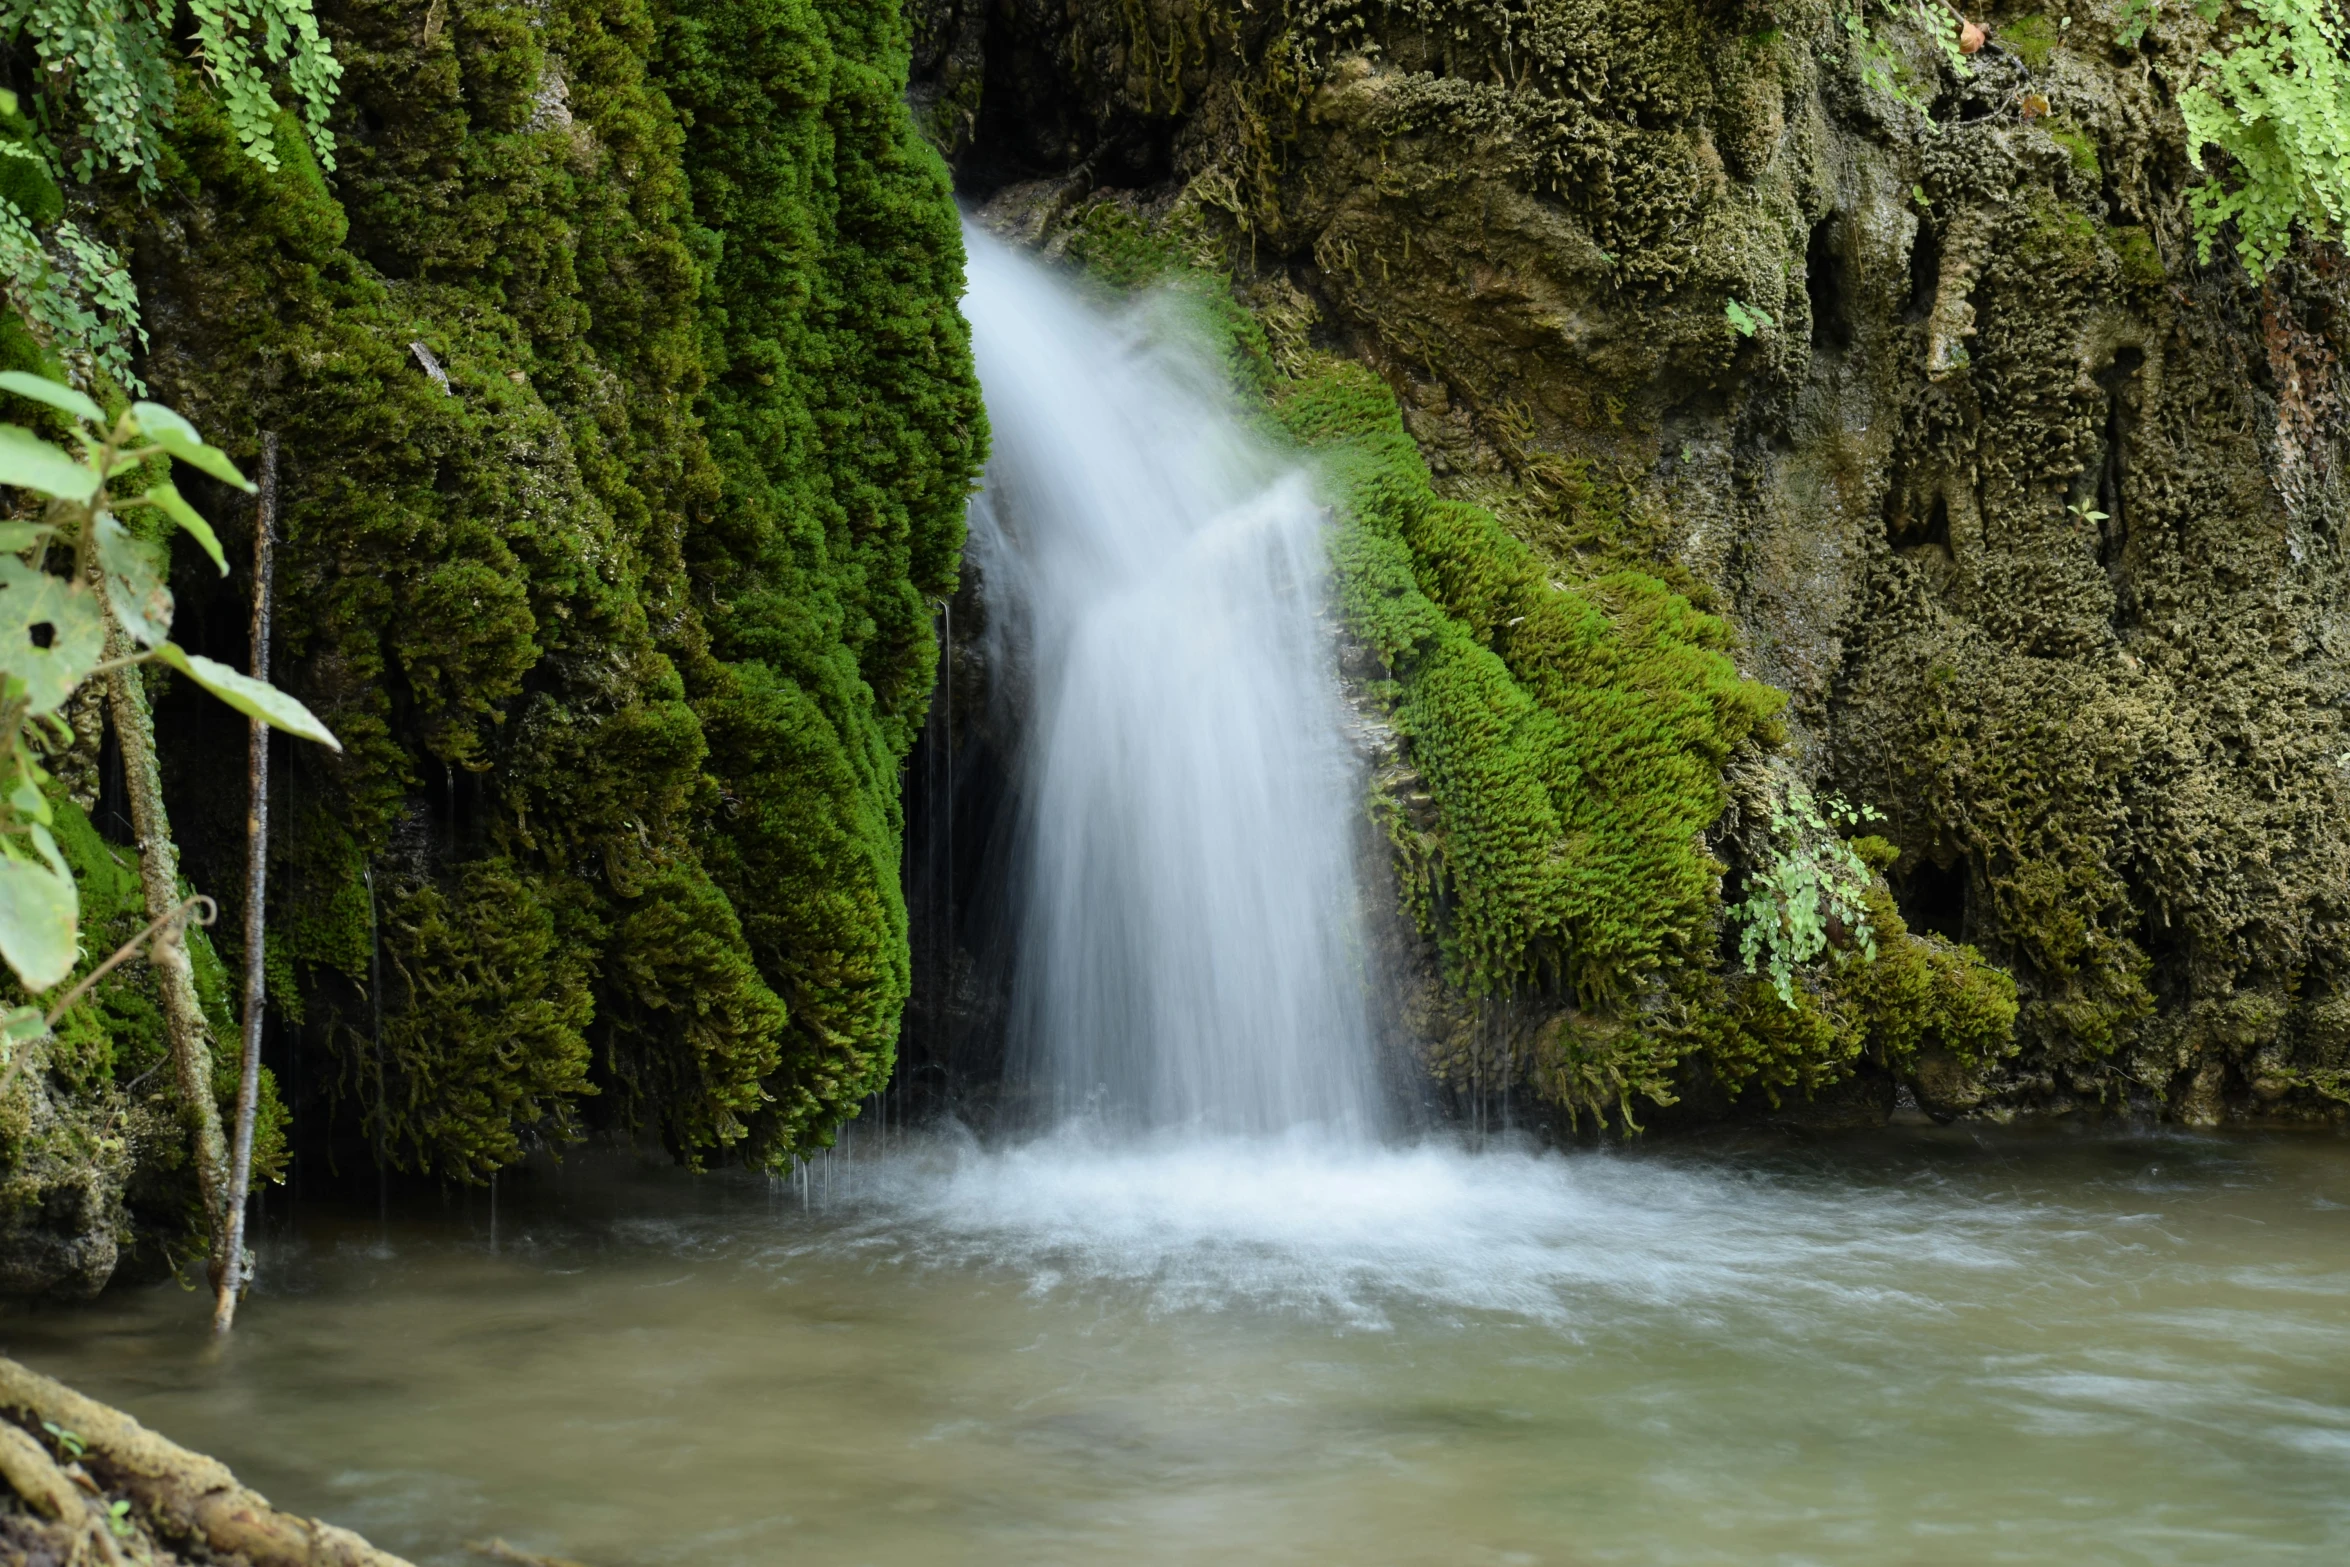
[0,0,177,187]
[1732,786,1883,1007]
[0,1,340,391]
[185,0,343,174]
[0,0,341,190]
[0,194,146,390]
[2180,0,2350,275]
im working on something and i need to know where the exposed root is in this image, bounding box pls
[0,1356,413,1567]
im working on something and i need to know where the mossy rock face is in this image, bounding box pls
[0,0,980,1284]
[935,0,2350,1126]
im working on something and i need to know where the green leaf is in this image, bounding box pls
[2,1004,47,1045]
[156,642,341,751]
[0,522,51,552]
[1726,299,1774,338]
[146,482,227,574]
[0,372,103,427]
[92,514,173,648]
[0,824,78,992]
[8,775,51,826]
[0,557,105,714]
[0,425,100,502]
[130,402,253,492]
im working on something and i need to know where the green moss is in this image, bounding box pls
[2047,123,2101,182]
[2003,14,2059,71]
[72,0,982,1192]
[2019,197,2104,274]
[659,0,986,1159]
[1678,883,2018,1107]
[373,861,597,1181]
[2110,223,2167,288]
[1275,357,1783,1004]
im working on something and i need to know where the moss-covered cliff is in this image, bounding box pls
[0,0,982,1288]
[924,0,2350,1129]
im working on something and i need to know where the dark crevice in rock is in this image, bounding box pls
[1899,857,1970,944]
[1807,213,1852,354]
[1904,220,1940,325]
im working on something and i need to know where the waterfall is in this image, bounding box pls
[960,223,1378,1139]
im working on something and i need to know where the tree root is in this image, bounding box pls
[0,1355,413,1567]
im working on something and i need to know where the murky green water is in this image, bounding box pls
[6,1125,2346,1566]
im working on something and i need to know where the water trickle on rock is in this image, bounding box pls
[960,224,1377,1138]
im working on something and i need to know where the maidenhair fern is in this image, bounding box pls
[2179,0,2350,275]
[184,0,343,176]
[1732,785,1883,1007]
[0,0,339,391]
[1,0,340,188]
[0,197,146,388]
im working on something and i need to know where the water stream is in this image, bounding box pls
[5,233,2347,1567]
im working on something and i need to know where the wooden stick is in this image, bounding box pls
[103,625,232,1298]
[216,431,278,1334]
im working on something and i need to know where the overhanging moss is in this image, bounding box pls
[11,0,982,1223]
[1274,357,1785,1003]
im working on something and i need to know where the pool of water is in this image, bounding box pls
[6,1124,2346,1566]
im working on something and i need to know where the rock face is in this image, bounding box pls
[912,0,2350,1126]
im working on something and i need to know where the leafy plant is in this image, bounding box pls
[0,368,338,1043]
[2180,0,2350,274]
[1725,298,1775,337]
[0,2,340,398]
[1733,784,1885,1005]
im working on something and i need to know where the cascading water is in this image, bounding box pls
[958,223,1377,1138]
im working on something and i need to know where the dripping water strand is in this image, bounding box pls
[364,860,387,1242]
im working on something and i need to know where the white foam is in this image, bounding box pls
[817,1130,2054,1331]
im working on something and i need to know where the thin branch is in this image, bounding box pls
[216,430,276,1334]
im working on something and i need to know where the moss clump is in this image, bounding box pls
[2002,14,2059,71]
[1276,358,1784,1002]
[1685,879,2019,1106]
[373,861,596,1180]
[2047,123,2101,182]
[2110,224,2166,289]
[660,0,987,1157]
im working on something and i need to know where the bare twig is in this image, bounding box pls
[216,431,277,1334]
